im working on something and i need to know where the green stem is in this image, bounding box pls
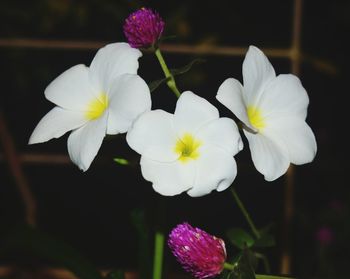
[154,47,181,98]
[230,187,261,239]
[152,230,164,279]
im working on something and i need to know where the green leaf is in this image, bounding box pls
[253,233,275,248]
[170,58,206,76]
[0,223,103,279]
[226,228,255,250]
[148,77,171,92]
[113,158,130,166]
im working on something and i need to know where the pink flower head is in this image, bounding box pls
[168,222,227,279]
[123,7,165,49]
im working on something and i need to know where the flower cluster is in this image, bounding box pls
[28,6,318,279]
[168,222,227,278]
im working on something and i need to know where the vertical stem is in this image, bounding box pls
[230,187,261,239]
[154,47,181,98]
[153,230,165,279]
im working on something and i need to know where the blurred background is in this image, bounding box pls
[0,0,349,278]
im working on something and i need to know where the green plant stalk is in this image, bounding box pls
[230,187,261,239]
[152,230,164,279]
[223,263,295,279]
[154,47,181,98]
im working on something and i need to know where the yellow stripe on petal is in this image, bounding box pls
[174,133,202,163]
[247,106,265,130]
[85,93,109,120]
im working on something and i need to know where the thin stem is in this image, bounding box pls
[152,230,164,279]
[230,187,261,239]
[154,47,181,98]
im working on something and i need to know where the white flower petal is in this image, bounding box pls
[259,74,309,120]
[44,64,96,110]
[29,107,87,144]
[174,91,219,135]
[243,46,276,105]
[216,78,256,131]
[126,110,178,162]
[187,146,237,197]
[67,114,107,171]
[196,117,243,156]
[244,131,290,181]
[265,116,317,165]
[107,74,151,134]
[89,43,142,92]
[140,157,194,196]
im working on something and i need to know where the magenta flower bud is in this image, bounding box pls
[168,222,227,279]
[315,226,334,246]
[123,7,165,49]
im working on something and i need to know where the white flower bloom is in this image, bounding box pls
[29,43,151,171]
[126,91,243,197]
[216,45,317,181]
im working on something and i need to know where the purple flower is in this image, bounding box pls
[123,7,165,49]
[168,222,227,279]
[315,226,334,246]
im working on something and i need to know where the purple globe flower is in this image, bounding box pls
[123,7,165,49]
[168,222,227,279]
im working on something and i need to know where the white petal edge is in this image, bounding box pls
[67,114,107,171]
[44,64,97,111]
[29,107,88,144]
[195,117,243,156]
[244,130,290,181]
[89,43,142,92]
[107,74,151,134]
[174,91,219,135]
[126,110,179,162]
[264,116,317,165]
[216,78,257,132]
[187,146,237,197]
[258,74,309,120]
[242,45,276,106]
[140,157,194,196]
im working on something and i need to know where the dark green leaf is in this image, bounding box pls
[104,270,125,279]
[254,233,275,248]
[0,223,103,279]
[170,58,206,76]
[148,77,170,92]
[226,228,255,250]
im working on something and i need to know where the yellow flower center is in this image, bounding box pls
[174,133,202,163]
[247,106,265,130]
[85,93,109,120]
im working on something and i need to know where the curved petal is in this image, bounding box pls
[126,110,178,162]
[264,116,317,165]
[259,74,309,120]
[107,74,151,134]
[243,46,276,105]
[244,130,290,181]
[44,64,97,110]
[67,114,107,171]
[187,146,237,197]
[196,117,243,156]
[89,43,142,92]
[174,91,219,135]
[140,156,194,196]
[29,107,87,144]
[216,78,256,131]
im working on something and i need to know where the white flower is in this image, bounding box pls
[216,45,317,181]
[29,43,151,171]
[126,91,243,197]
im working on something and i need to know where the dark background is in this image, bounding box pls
[0,0,349,278]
